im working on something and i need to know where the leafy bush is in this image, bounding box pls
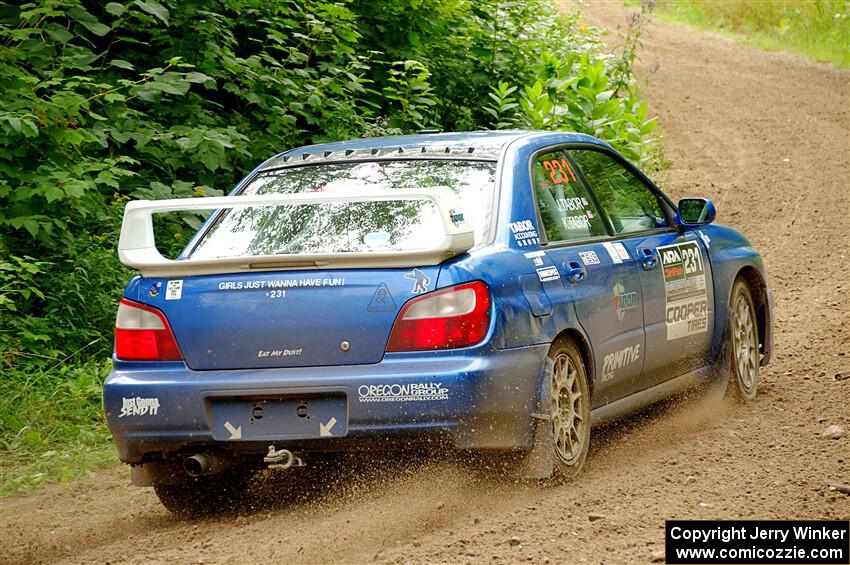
[0,0,659,492]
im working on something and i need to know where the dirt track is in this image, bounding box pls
[2,3,848,564]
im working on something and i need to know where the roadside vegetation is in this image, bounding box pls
[646,0,850,68]
[0,0,657,495]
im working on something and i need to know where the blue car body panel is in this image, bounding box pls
[104,130,773,465]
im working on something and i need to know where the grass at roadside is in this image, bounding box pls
[0,358,117,495]
[634,0,850,68]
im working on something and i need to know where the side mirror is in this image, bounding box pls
[676,198,716,228]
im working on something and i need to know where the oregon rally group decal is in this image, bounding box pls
[657,241,709,340]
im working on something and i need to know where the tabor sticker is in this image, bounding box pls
[579,250,600,265]
[658,241,709,340]
[165,280,183,300]
[508,219,540,247]
[602,242,622,264]
[119,397,160,418]
[612,242,630,260]
[536,266,560,282]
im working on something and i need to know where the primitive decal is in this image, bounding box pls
[658,241,709,340]
[358,382,449,403]
[367,283,397,312]
[601,344,641,383]
[508,219,540,247]
[579,250,600,265]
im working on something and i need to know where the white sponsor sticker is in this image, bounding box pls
[613,242,630,260]
[602,344,641,382]
[165,279,183,300]
[658,241,709,340]
[536,266,560,282]
[508,219,540,247]
[579,250,600,265]
[119,397,160,417]
[602,242,622,264]
[524,250,546,267]
[358,382,449,403]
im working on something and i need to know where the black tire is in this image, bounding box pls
[548,339,591,480]
[727,279,759,402]
[154,467,254,518]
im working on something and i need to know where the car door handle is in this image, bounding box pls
[564,261,586,284]
[640,248,658,270]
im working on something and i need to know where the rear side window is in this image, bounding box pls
[531,150,607,243]
[568,149,669,234]
[190,160,495,259]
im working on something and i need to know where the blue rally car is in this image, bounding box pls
[104,131,773,516]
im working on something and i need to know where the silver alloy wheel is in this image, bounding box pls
[551,352,585,465]
[732,292,758,392]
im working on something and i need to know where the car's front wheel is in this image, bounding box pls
[548,339,591,480]
[727,279,759,401]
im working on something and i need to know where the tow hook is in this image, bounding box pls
[264,445,305,470]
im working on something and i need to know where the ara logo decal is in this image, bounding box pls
[368,282,397,312]
[612,282,638,321]
[148,281,162,297]
[404,269,430,294]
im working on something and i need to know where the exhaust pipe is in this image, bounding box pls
[183,453,232,477]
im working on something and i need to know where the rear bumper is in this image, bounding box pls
[104,344,549,463]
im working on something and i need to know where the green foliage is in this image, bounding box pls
[0,0,660,492]
[646,0,850,68]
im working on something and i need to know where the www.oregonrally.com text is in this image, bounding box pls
[665,520,849,564]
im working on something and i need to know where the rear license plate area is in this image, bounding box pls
[209,395,347,441]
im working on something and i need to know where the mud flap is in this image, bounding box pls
[705,306,734,398]
[514,356,554,480]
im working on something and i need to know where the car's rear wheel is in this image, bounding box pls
[727,279,759,401]
[154,466,254,518]
[548,339,591,480]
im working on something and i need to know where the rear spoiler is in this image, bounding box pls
[118,187,475,278]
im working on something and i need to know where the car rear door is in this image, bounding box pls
[530,148,646,407]
[568,148,715,390]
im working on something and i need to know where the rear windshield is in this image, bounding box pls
[189,160,496,259]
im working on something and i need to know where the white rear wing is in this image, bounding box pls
[118,187,475,278]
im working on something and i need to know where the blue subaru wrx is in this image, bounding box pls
[104,131,773,516]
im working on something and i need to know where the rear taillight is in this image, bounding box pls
[386,281,491,352]
[115,298,182,361]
